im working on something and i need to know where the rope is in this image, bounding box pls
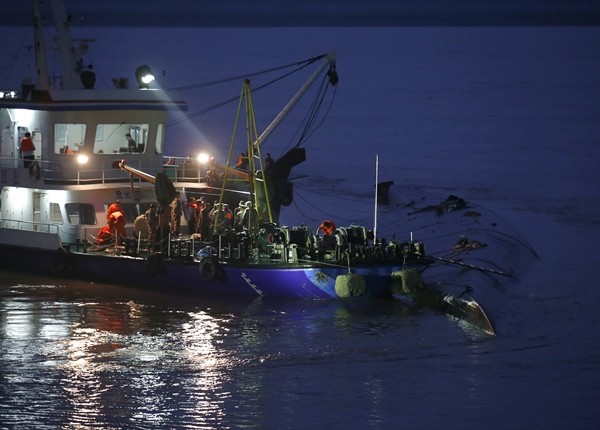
[290,192,319,222]
[291,189,368,224]
[425,254,512,277]
[169,54,325,91]
[293,184,374,207]
[167,54,331,129]
[292,74,337,150]
[166,65,315,127]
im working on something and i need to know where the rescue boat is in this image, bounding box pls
[0,0,537,336]
[0,0,424,298]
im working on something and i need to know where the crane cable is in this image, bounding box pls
[167,54,327,127]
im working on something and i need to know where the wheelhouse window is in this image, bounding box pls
[93,123,149,154]
[155,124,164,154]
[118,202,140,223]
[65,203,97,225]
[49,203,63,223]
[54,123,86,154]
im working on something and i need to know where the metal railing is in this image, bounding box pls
[0,155,212,186]
[0,218,60,234]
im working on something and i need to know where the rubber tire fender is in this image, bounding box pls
[198,256,219,282]
[54,246,70,271]
[146,253,163,275]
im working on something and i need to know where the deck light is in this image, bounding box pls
[0,90,17,99]
[135,65,155,89]
[197,152,210,164]
[76,154,89,164]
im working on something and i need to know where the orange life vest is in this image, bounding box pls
[319,220,336,235]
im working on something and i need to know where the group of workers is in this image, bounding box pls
[96,195,263,248]
[183,197,260,239]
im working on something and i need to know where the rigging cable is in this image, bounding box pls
[291,188,370,224]
[294,73,337,149]
[275,70,337,157]
[169,54,326,91]
[166,54,329,128]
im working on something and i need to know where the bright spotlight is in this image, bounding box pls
[135,65,155,89]
[197,152,210,164]
[77,154,89,164]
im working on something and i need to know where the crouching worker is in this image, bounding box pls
[96,225,114,246]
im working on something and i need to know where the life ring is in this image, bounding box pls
[53,246,70,271]
[198,256,219,282]
[146,253,163,275]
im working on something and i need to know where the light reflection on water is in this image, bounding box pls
[0,278,428,428]
[0,273,597,429]
[0,281,240,429]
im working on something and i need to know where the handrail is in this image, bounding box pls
[0,155,216,185]
[0,218,60,234]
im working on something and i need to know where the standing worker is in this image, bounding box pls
[19,132,35,168]
[125,133,136,152]
[200,202,211,240]
[264,153,274,174]
[170,192,182,236]
[184,197,198,234]
[145,203,159,248]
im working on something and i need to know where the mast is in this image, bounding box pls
[33,0,90,90]
[50,0,85,89]
[219,80,274,225]
[243,80,273,223]
[32,0,49,91]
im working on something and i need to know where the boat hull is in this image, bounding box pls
[0,243,405,300]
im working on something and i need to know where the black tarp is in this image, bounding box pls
[154,172,177,212]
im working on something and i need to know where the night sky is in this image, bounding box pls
[3,0,600,27]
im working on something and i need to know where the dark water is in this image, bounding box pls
[1,267,597,429]
[2,25,600,428]
[0,271,456,429]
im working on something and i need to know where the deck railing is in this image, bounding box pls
[0,155,212,186]
[0,218,60,234]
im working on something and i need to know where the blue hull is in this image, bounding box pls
[1,244,403,300]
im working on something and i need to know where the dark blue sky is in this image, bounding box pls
[3,0,600,26]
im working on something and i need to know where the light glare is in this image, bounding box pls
[197,152,210,164]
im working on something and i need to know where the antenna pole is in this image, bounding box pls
[374,154,379,243]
